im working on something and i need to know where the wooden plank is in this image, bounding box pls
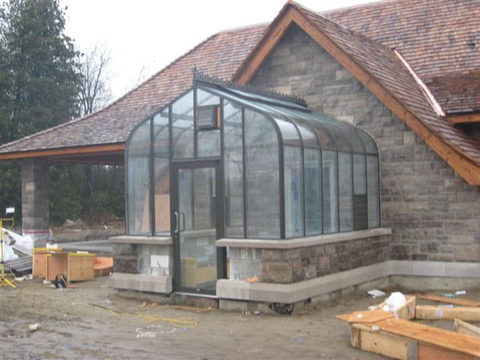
[415,305,480,322]
[68,253,95,282]
[337,310,394,323]
[415,293,480,307]
[376,318,480,357]
[454,319,480,338]
[418,343,476,360]
[46,253,69,281]
[351,323,409,360]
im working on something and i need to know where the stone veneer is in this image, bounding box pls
[252,24,480,263]
[21,159,50,243]
[229,234,390,284]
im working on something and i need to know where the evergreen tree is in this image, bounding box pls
[0,0,81,224]
[1,0,81,140]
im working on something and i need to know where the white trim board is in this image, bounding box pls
[217,260,480,304]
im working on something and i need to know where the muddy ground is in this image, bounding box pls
[0,276,476,360]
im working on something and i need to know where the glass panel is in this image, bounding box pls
[285,146,303,238]
[172,90,194,159]
[367,155,380,227]
[224,101,244,237]
[322,150,338,233]
[197,88,220,106]
[127,120,151,235]
[198,130,220,158]
[347,128,365,153]
[304,148,322,235]
[178,167,217,291]
[274,117,301,146]
[324,123,350,152]
[245,109,280,239]
[302,115,335,150]
[353,154,366,195]
[289,117,318,148]
[153,112,170,235]
[197,88,220,157]
[359,130,378,155]
[338,152,353,232]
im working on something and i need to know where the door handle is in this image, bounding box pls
[180,212,186,232]
[174,211,179,235]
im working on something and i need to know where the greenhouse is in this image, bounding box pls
[125,75,380,294]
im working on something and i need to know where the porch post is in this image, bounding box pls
[21,159,51,246]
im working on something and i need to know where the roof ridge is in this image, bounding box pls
[0,30,222,154]
[194,69,307,106]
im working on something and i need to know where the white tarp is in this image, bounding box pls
[1,229,18,261]
[2,228,34,256]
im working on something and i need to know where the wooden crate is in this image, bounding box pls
[68,253,95,282]
[46,252,95,283]
[32,248,62,279]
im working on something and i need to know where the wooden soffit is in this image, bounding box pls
[0,143,125,164]
[234,3,480,185]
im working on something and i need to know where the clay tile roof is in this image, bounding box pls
[292,2,480,165]
[0,24,267,155]
[325,0,480,114]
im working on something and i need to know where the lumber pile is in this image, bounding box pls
[337,293,480,360]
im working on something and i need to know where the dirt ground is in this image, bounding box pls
[0,276,476,360]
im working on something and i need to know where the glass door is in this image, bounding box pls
[172,160,225,295]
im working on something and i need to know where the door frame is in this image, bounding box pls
[171,159,226,295]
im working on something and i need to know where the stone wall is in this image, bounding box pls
[252,24,480,262]
[228,235,390,284]
[21,159,50,242]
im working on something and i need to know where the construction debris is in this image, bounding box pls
[337,292,480,360]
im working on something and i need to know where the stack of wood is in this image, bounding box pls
[337,293,480,360]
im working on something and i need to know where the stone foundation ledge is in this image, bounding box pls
[217,260,480,304]
[112,272,172,294]
[216,228,391,249]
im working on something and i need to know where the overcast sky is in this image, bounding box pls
[60,0,378,100]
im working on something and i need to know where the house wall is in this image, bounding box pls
[251,24,480,263]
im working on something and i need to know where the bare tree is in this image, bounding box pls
[78,43,112,116]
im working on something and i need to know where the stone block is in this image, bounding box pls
[261,262,292,284]
[113,255,139,274]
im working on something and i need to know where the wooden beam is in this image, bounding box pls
[0,143,125,161]
[415,305,480,322]
[234,7,295,84]
[415,293,480,307]
[350,319,480,360]
[454,319,480,338]
[233,4,480,185]
[449,113,480,125]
